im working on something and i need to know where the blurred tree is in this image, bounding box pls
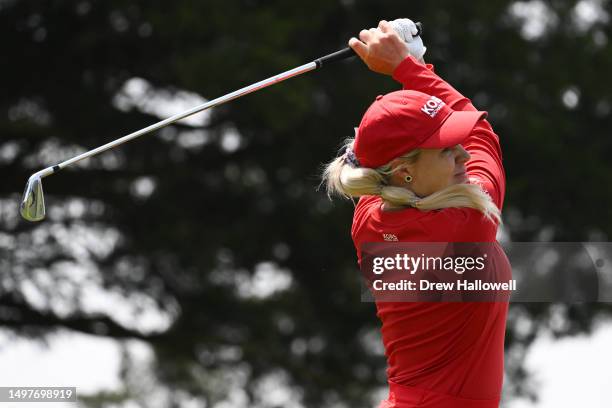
[1,0,612,406]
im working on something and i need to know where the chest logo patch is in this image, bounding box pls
[383,233,398,242]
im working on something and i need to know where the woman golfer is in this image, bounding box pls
[322,20,510,408]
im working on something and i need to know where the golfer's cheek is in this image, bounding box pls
[442,169,455,188]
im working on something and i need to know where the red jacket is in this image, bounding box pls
[352,56,510,408]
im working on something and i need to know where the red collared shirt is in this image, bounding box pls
[352,56,509,407]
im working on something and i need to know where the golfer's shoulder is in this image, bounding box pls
[354,195,380,216]
[352,195,381,231]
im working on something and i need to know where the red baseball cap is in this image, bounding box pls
[353,90,487,168]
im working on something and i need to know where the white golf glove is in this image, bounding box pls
[391,18,427,62]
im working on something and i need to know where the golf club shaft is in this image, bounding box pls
[19,49,357,222]
[38,59,339,179]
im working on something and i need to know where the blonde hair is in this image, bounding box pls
[321,137,501,224]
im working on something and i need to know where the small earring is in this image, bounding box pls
[405,175,413,183]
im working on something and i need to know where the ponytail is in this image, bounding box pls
[321,138,501,224]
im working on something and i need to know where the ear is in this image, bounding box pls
[389,159,415,177]
[387,159,415,187]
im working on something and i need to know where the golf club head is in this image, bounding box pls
[20,175,45,222]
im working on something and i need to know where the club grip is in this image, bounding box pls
[415,22,423,36]
[314,21,423,68]
[314,47,355,68]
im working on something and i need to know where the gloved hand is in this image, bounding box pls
[390,18,427,62]
[349,19,426,75]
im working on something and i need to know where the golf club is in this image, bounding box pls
[20,20,423,222]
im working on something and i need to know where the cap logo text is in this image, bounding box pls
[421,96,445,118]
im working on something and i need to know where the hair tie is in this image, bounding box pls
[342,147,361,168]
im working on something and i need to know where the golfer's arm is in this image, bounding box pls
[463,123,506,210]
[392,56,472,110]
[392,56,506,210]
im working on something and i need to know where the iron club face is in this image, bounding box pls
[20,175,46,222]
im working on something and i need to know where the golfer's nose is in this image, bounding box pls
[456,145,470,163]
